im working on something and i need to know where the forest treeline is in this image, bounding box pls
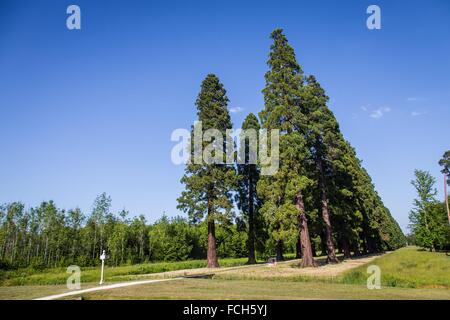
[0,29,406,270]
[0,194,252,269]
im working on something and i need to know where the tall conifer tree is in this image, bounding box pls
[259,29,316,266]
[301,75,341,263]
[177,74,236,268]
[236,113,261,264]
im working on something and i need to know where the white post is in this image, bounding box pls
[99,250,106,285]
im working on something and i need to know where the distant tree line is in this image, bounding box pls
[0,194,252,269]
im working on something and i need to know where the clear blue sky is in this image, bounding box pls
[0,0,449,232]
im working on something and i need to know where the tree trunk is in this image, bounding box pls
[318,158,339,264]
[296,191,316,268]
[311,241,317,257]
[295,235,302,259]
[247,171,257,264]
[342,238,351,259]
[275,239,284,261]
[207,201,219,268]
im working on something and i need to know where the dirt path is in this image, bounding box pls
[215,253,390,279]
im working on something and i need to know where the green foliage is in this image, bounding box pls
[215,221,248,258]
[236,113,265,262]
[439,150,450,180]
[177,74,236,224]
[260,29,304,133]
[409,170,450,251]
[0,196,149,269]
[148,215,194,261]
[258,134,313,245]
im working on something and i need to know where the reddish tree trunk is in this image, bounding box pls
[318,159,339,264]
[207,200,219,268]
[296,191,316,268]
[321,191,339,263]
[247,172,257,264]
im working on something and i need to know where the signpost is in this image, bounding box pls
[99,250,106,285]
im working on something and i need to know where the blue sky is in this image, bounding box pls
[0,0,449,232]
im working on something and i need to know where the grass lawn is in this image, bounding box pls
[340,246,450,288]
[60,279,450,300]
[0,257,252,286]
[0,283,97,300]
[1,247,449,299]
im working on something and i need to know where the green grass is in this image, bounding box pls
[2,277,449,300]
[340,247,450,288]
[0,257,250,286]
[2,247,449,299]
[62,279,450,300]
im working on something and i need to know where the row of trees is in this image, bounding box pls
[408,151,450,251]
[178,29,405,268]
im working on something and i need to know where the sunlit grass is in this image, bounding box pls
[0,257,251,286]
[2,247,448,291]
[340,246,450,288]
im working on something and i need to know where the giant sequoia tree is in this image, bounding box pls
[258,28,404,264]
[258,29,316,266]
[236,113,261,264]
[177,74,236,268]
[300,75,343,263]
